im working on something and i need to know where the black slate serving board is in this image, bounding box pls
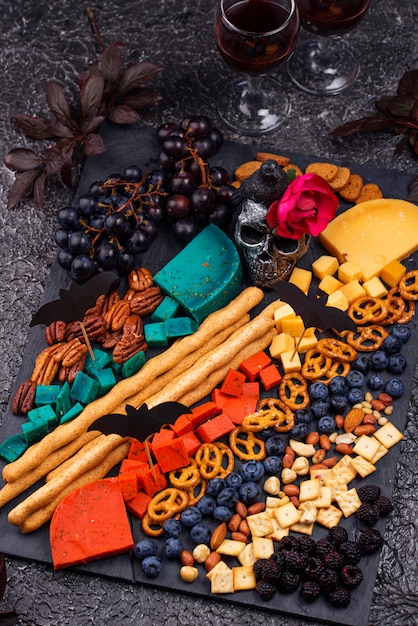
[0,122,416,625]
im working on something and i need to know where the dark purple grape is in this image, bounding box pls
[215,184,236,205]
[147,205,165,222]
[78,194,96,217]
[194,136,216,159]
[105,173,123,185]
[170,172,198,196]
[210,204,230,227]
[187,160,203,185]
[57,248,74,270]
[54,228,69,249]
[210,127,223,151]
[138,218,158,241]
[104,213,131,237]
[184,115,212,138]
[67,231,92,256]
[190,186,215,214]
[157,122,179,142]
[158,150,177,172]
[210,166,230,186]
[71,255,97,282]
[146,169,168,188]
[166,195,191,219]
[124,165,142,182]
[57,206,81,230]
[94,241,119,269]
[88,180,107,198]
[162,136,188,160]
[111,194,129,210]
[89,214,106,231]
[172,217,200,242]
[126,230,151,254]
[117,248,136,273]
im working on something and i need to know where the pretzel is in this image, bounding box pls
[214,442,235,477]
[318,359,351,384]
[141,512,165,537]
[195,442,234,480]
[345,325,388,352]
[399,270,418,301]
[278,373,310,411]
[184,478,207,506]
[147,487,189,523]
[169,459,201,489]
[229,427,266,461]
[317,338,357,363]
[386,287,415,323]
[380,294,405,325]
[347,297,388,325]
[242,398,294,433]
[301,349,332,380]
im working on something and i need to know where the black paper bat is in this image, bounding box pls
[270,280,357,333]
[29,271,118,327]
[88,402,192,441]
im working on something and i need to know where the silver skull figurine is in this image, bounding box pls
[234,159,310,288]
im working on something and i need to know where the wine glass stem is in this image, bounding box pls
[239,76,266,115]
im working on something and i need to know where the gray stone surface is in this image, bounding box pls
[0,1,417,624]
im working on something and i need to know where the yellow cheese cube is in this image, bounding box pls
[312,255,339,279]
[296,332,318,353]
[289,267,312,294]
[269,333,294,358]
[338,280,366,304]
[280,349,301,373]
[318,274,344,295]
[273,303,295,332]
[338,261,362,284]
[380,259,407,287]
[326,290,349,311]
[362,276,388,298]
[282,315,305,337]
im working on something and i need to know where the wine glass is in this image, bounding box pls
[287,0,372,95]
[214,0,300,136]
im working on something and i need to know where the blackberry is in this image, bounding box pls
[284,550,304,573]
[340,564,363,588]
[328,586,351,608]
[375,495,393,516]
[328,526,348,546]
[278,570,300,593]
[253,559,268,580]
[300,580,321,603]
[269,551,286,568]
[357,484,381,503]
[256,579,277,600]
[324,550,345,571]
[356,502,381,526]
[315,538,334,560]
[339,541,361,564]
[318,568,338,593]
[276,535,299,552]
[304,556,325,581]
[297,535,316,555]
[261,559,281,583]
[358,528,384,554]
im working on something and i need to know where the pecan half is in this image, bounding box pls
[12,380,37,415]
[65,314,106,343]
[53,338,88,368]
[113,336,147,364]
[124,285,163,316]
[102,329,123,349]
[128,267,154,291]
[45,320,67,345]
[104,300,131,331]
[30,344,63,384]
[59,352,87,383]
[95,291,120,316]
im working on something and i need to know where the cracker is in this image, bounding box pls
[339,173,363,201]
[234,161,262,181]
[284,163,303,177]
[350,455,376,478]
[335,487,362,517]
[311,485,333,508]
[206,560,230,580]
[289,520,315,535]
[246,511,274,538]
[299,478,321,502]
[329,166,351,191]
[237,542,256,567]
[216,539,247,557]
[268,517,289,541]
[355,182,383,204]
[256,151,290,166]
[305,162,339,182]
[370,442,389,464]
[252,536,275,559]
[352,434,381,461]
[373,422,404,448]
[316,504,343,528]
[210,567,234,594]
[274,501,301,528]
[232,565,257,591]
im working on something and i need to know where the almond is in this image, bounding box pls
[353,424,376,436]
[247,501,265,515]
[205,552,221,572]
[210,522,227,551]
[343,407,365,433]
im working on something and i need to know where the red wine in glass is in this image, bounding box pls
[296,0,372,36]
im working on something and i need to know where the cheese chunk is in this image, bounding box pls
[289,267,312,294]
[319,199,418,281]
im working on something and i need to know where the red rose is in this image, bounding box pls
[266,173,338,239]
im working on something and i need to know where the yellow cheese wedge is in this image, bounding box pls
[319,199,418,281]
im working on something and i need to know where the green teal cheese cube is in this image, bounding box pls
[27,404,58,427]
[35,384,61,407]
[92,367,117,395]
[59,402,84,424]
[56,381,72,418]
[164,317,198,339]
[70,371,100,404]
[84,348,113,374]
[153,225,242,323]
[21,418,49,444]
[0,434,29,462]
[122,350,146,378]
[110,360,123,375]
[151,296,181,321]
[144,322,168,348]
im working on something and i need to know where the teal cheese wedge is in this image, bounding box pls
[153,225,243,323]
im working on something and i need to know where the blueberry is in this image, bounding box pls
[352,355,371,374]
[330,394,349,414]
[388,353,407,374]
[265,434,285,456]
[240,460,265,482]
[382,334,402,355]
[225,472,243,490]
[309,382,329,400]
[348,388,364,405]
[213,505,234,523]
[294,408,314,425]
[391,324,411,344]
[384,377,405,399]
[239,481,261,504]
[190,522,212,545]
[318,415,336,434]
[141,555,162,578]
[263,456,282,474]
[370,351,389,371]
[367,374,384,390]
[346,370,365,388]
[206,477,225,497]
[162,518,182,538]
[133,539,159,561]
[256,427,277,441]
[197,495,217,516]
[290,423,310,441]
[329,376,348,396]
[164,537,183,559]
[180,506,202,528]
[217,487,239,508]
[311,399,330,418]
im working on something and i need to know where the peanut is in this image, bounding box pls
[205,552,221,572]
[235,501,247,518]
[180,550,195,567]
[305,431,320,445]
[283,484,300,497]
[319,434,331,450]
[322,455,338,468]
[335,414,344,429]
[335,443,354,455]
[312,448,326,465]
[228,513,242,533]
[231,531,248,543]
[247,501,265,515]
[353,424,376,436]
[239,519,251,536]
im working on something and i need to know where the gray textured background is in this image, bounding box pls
[0,1,417,624]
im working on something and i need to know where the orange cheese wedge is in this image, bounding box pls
[319,199,418,282]
[50,478,134,570]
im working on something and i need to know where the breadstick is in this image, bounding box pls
[0,431,102,508]
[19,439,131,534]
[3,287,263,484]
[178,328,276,407]
[8,434,127,526]
[45,434,107,482]
[143,300,278,408]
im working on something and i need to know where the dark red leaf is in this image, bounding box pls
[7,170,41,209]
[82,133,106,156]
[118,61,163,93]
[330,114,395,137]
[80,66,105,120]
[48,120,76,139]
[121,87,163,110]
[44,147,65,176]
[393,135,410,157]
[0,611,19,626]
[13,113,55,140]
[45,82,74,127]
[387,95,416,118]
[397,70,418,99]
[106,104,141,125]
[99,43,123,84]
[3,148,43,171]
[33,170,47,210]
[80,115,106,135]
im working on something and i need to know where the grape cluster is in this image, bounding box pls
[54,115,236,283]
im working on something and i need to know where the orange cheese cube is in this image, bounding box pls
[220,368,246,396]
[281,315,305,337]
[125,491,151,519]
[137,463,168,497]
[380,259,406,287]
[326,290,349,311]
[172,414,194,437]
[222,396,258,425]
[211,388,231,408]
[338,281,366,304]
[117,471,139,501]
[259,364,282,390]
[362,276,388,298]
[179,431,201,456]
[239,351,271,381]
[269,333,294,358]
[338,261,362,283]
[152,438,190,473]
[151,427,175,448]
[241,382,260,399]
[196,413,235,443]
[127,438,148,463]
[280,350,301,373]
[273,303,295,332]
[189,401,220,427]
[312,255,339,279]
[318,274,344,295]
[289,267,312,294]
